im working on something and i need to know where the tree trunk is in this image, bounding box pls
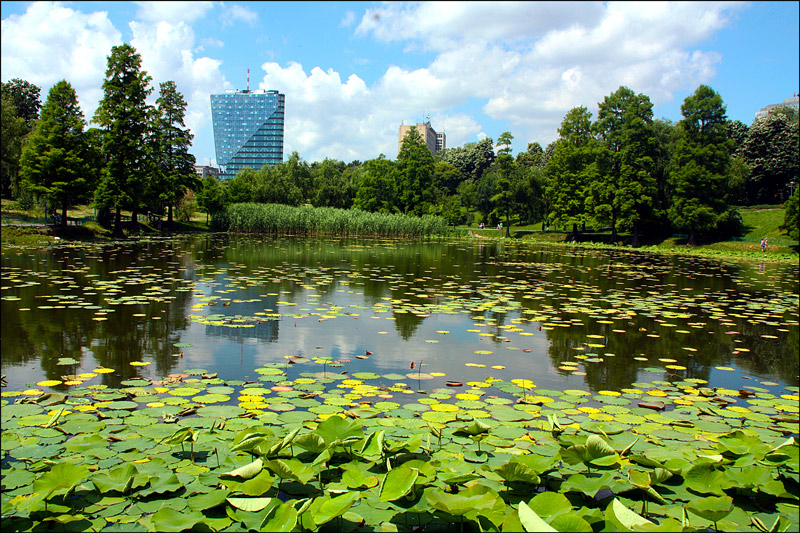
[60,205,68,229]
[505,210,511,238]
[113,209,123,237]
[632,221,641,248]
[687,228,696,246]
[609,210,617,244]
[131,208,139,233]
[571,223,578,242]
[168,205,174,226]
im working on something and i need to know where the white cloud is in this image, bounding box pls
[340,10,356,28]
[134,1,215,24]
[1,1,121,120]
[351,1,744,148]
[222,4,258,28]
[129,19,230,153]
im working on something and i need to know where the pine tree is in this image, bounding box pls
[396,127,435,216]
[668,85,732,245]
[19,80,95,226]
[150,81,197,225]
[93,44,153,236]
[592,86,658,246]
[546,106,599,241]
[491,132,516,238]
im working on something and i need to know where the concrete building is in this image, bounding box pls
[195,165,219,180]
[755,94,799,120]
[398,121,445,156]
[210,88,285,179]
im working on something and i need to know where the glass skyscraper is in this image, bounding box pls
[210,89,285,179]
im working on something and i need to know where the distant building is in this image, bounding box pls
[755,94,799,120]
[398,121,445,156]
[210,89,285,179]
[195,165,219,180]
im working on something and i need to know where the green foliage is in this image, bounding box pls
[175,189,197,223]
[781,193,799,240]
[742,110,799,204]
[93,44,153,235]
[668,85,733,244]
[397,126,436,216]
[546,107,599,238]
[19,80,97,224]
[591,86,658,246]
[1,78,41,127]
[196,175,227,221]
[212,202,456,236]
[147,80,197,223]
[352,155,397,213]
[1,91,29,198]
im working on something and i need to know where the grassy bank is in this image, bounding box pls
[462,206,798,264]
[212,203,458,237]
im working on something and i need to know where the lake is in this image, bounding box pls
[1,234,798,407]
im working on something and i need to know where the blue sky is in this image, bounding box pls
[2,1,798,166]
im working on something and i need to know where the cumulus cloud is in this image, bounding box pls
[222,4,259,28]
[1,1,121,120]
[350,0,744,148]
[134,1,214,24]
[130,19,230,143]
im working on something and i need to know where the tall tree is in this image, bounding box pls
[311,158,354,208]
[19,80,95,226]
[592,86,658,246]
[741,110,798,204]
[150,81,197,224]
[546,106,599,240]
[93,44,153,236]
[353,155,397,213]
[196,175,226,223]
[491,131,516,237]
[515,142,545,170]
[396,126,435,216]
[668,85,732,245]
[1,78,41,127]
[1,93,28,198]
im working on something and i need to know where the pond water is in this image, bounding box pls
[1,234,798,408]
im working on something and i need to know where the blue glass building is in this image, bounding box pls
[210,89,285,179]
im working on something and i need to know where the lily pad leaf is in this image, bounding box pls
[227,496,275,512]
[604,498,653,532]
[313,492,360,526]
[260,502,298,532]
[685,495,734,523]
[518,501,557,533]
[379,466,418,502]
[148,507,204,532]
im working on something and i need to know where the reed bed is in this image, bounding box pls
[211,203,458,237]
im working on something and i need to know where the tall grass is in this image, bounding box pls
[211,203,459,237]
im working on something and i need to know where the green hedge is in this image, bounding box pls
[211,203,458,237]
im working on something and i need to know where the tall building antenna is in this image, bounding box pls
[247,69,250,92]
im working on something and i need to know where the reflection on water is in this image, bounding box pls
[2,234,798,398]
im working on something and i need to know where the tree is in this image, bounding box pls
[668,85,732,245]
[150,81,197,225]
[592,86,658,246]
[353,155,397,213]
[1,93,28,198]
[19,80,95,226]
[1,78,41,127]
[282,151,313,203]
[456,179,477,225]
[515,142,545,169]
[546,106,599,240]
[311,158,354,208]
[396,127,435,216]
[781,192,799,241]
[93,44,153,236]
[491,131,516,237]
[741,110,799,204]
[254,163,303,206]
[196,174,226,223]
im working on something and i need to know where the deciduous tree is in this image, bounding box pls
[546,106,599,240]
[93,44,153,236]
[668,85,732,245]
[19,80,95,226]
